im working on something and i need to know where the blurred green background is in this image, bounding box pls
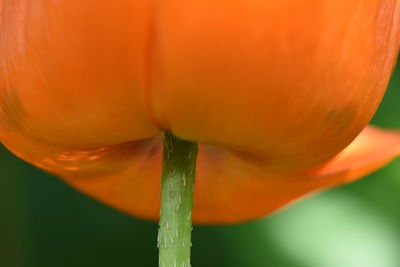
[1,64,399,267]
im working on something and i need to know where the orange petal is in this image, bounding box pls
[193,126,400,224]
[0,0,159,149]
[306,126,400,184]
[14,126,394,225]
[151,0,400,172]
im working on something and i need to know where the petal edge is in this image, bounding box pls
[308,126,400,183]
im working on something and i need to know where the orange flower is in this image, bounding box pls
[1,0,400,224]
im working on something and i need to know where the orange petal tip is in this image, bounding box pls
[309,126,400,183]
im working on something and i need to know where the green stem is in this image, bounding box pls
[158,131,198,267]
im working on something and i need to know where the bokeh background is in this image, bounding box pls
[1,63,399,267]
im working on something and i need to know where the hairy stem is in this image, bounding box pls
[158,131,198,267]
